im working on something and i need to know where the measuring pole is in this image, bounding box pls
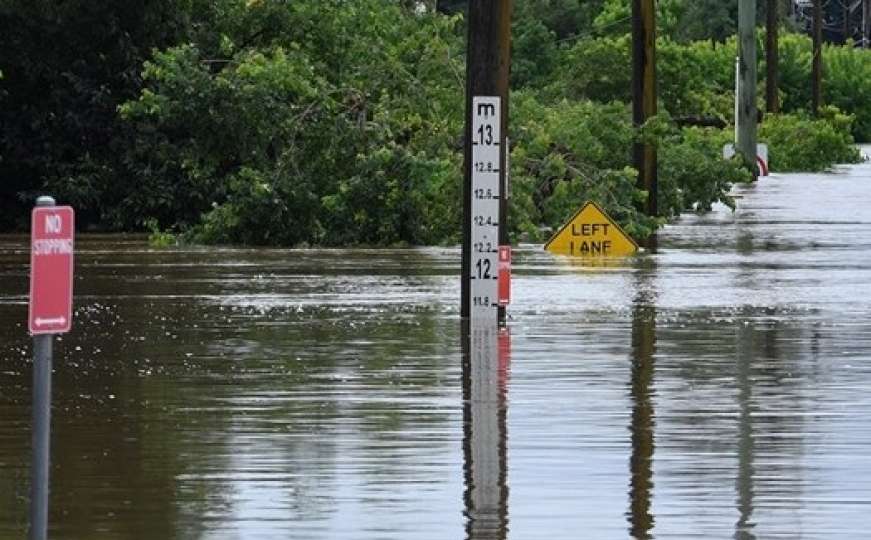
[737,0,758,177]
[632,0,657,218]
[463,0,512,324]
[766,0,779,114]
[812,0,823,115]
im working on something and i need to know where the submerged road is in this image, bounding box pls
[1,150,871,538]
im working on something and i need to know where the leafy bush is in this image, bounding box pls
[508,95,750,241]
[508,95,652,240]
[145,218,177,248]
[760,108,862,171]
[659,127,748,214]
[119,0,466,246]
[5,0,871,245]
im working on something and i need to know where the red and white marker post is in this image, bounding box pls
[498,245,511,308]
[27,196,74,540]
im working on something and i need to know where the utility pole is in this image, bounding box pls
[812,0,823,115]
[632,0,657,218]
[462,0,511,323]
[864,0,870,48]
[844,1,850,44]
[737,0,758,176]
[766,0,779,114]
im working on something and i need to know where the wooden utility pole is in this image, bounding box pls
[812,0,823,115]
[737,0,758,176]
[766,0,779,114]
[462,0,511,322]
[632,0,657,218]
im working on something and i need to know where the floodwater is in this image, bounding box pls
[2,154,871,539]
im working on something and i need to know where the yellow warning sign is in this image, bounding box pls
[544,201,638,257]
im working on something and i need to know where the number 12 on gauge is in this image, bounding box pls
[470,96,501,322]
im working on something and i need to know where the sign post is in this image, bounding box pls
[28,196,74,540]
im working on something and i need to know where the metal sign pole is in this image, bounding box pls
[30,334,52,540]
[30,195,56,540]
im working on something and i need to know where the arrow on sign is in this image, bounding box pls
[34,316,67,327]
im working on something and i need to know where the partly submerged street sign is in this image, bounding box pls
[723,143,770,177]
[544,201,638,257]
[29,205,75,334]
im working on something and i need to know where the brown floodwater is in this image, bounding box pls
[3,154,871,539]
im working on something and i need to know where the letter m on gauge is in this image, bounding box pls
[29,206,75,334]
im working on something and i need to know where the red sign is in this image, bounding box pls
[29,206,75,335]
[498,245,511,307]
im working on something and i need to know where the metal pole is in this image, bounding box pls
[632,0,657,218]
[737,0,759,177]
[812,0,823,115]
[766,0,780,114]
[30,195,56,540]
[30,335,52,540]
[462,0,512,322]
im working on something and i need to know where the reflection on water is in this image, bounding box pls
[2,154,871,538]
[628,266,656,540]
[462,323,510,540]
[735,322,756,540]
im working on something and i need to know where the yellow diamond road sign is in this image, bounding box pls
[544,201,638,257]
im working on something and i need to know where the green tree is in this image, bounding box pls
[0,0,186,229]
[120,0,466,245]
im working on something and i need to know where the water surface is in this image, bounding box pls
[3,156,871,538]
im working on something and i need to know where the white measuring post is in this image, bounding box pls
[469,96,501,324]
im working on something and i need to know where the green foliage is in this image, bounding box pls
[551,35,738,119]
[0,0,186,229]
[672,0,738,43]
[513,0,606,41]
[2,0,867,247]
[145,218,177,248]
[508,96,752,242]
[760,109,862,171]
[511,15,559,88]
[543,30,871,145]
[658,127,748,214]
[773,32,871,139]
[508,95,653,240]
[119,0,465,246]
